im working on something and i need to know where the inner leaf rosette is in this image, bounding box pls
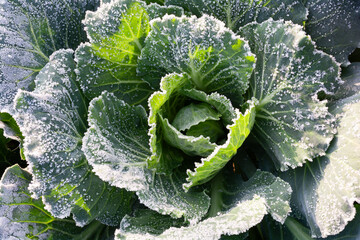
[138,13,255,107]
[147,73,256,189]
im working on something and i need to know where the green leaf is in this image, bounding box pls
[159,114,217,157]
[83,91,150,191]
[115,171,292,240]
[0,112,22,141]
[76,0,183,107]
[303,0,360,66]
[334,63,360,100]
[136,168,210,222]
[0,129,24,177]
[147,73,188,172]
[0,165,118,240]
[116,196,267,240]
[184,101,256,190]
[83,90,211,222]
[187,120,225,143]
[282,93,360,237]
[138,14,255,106]
[0,0,100,113]
[119,209,185,236]
[165,0,307,33]
[13,50,133,227]
[259,207,360,240]
[172,103,221,132]
[239,19,340,171]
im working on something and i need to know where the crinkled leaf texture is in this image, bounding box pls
[184,100,256,190]
[138,14,255,106]
[165,0,307,33]
[259,211,360,240]
[83,91,210,222]
[0,165,117,240]
[13,49,133,227]
[282,93,360,238]
[76,0,183,107]
[0,0,100,113]
[115,171,292,240]
[239,19,340,171]
[303,0,360,66]
[147,73,256,189]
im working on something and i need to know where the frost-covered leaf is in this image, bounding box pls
[116,196,267,240]
[147,73,188,172]
[83,91,211,222]
[0,165,117,240]
[83,91,150,191]
[76,0,183,106]
[282,93,360,237]
[303,0,360,66]
[148,73,255,188]
[334,63,360,100]
[13,50,133,226]
[119,209,185,236]
[259,208,360,240]
[115,170,292,240]
[165,0,307,33]
[138,14,255,106]
[184,101,256,190]
[239,19,340,170]
[136,168,210,222]
[0,0,100,113]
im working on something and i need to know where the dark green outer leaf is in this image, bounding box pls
[281,93,360,237]
[334,63,360,100]
[13,50,133,227]
[259,208,360,240]
[0,0,100,113]
[138,14,255,106]
[240,19,340,171]
[0,165,117,240]
[115,171,292,240]
[165,0,307,34]
[303,0,360,66]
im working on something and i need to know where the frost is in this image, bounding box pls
[83,91,211,222]
[116,171,292,240]
[304,0,360,66]
[13,50,132,227]
[116,196,268,240]
[239,19,341,170]
[138,14,255,106]
[0,0,100,113]
[76,0,183,106]
[165,0,307,34]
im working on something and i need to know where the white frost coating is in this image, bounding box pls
[83,91,210,222]
[115,196,267,240]
[83,92,149,192]
[0,166,51,240]
[240,18,340,170]
[312,95,360,237]
[12,50,126,227]
[139,13,255,104]
[0,0,97,113]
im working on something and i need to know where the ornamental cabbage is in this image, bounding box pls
[0,0,360,239]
